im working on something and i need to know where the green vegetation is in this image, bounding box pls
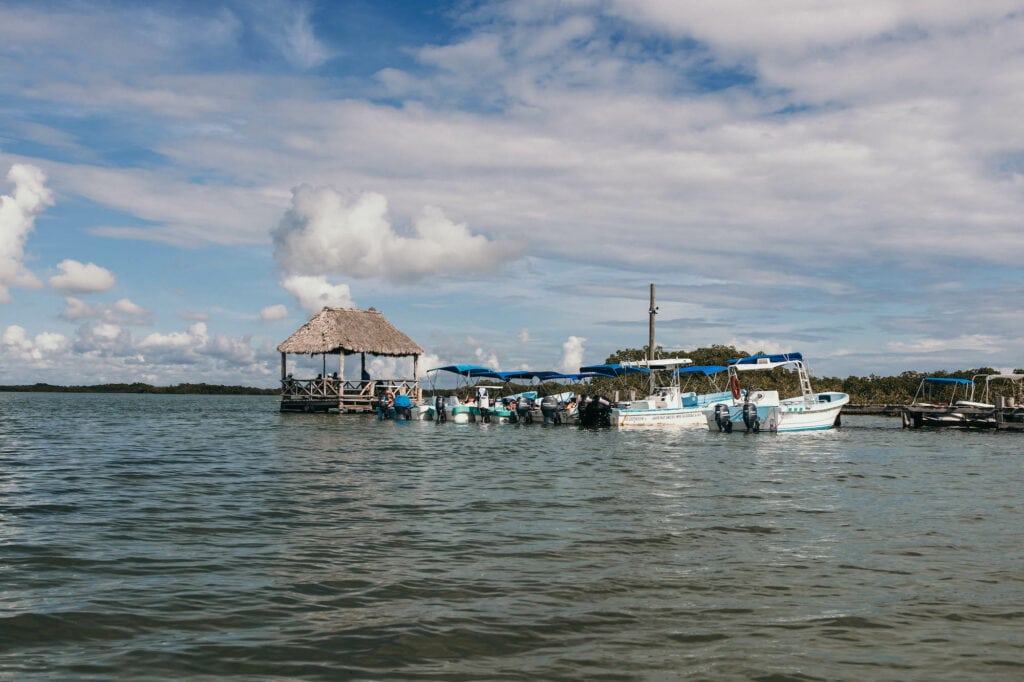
[0,382,277,395]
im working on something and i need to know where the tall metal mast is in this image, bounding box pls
[648,283,657,394]
[647,283,657,362]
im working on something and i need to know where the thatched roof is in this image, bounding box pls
[277,307,424,357]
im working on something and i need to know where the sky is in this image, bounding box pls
[2,0,1024,388]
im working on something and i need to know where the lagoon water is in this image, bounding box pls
[1,392,1022,680]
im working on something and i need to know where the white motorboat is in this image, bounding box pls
[899,376,989,428]
[901,372,1024,429]
[704,353,848,433]
[586,360,734,428]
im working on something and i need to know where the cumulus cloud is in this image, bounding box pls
[2,325,70,363]
[272,186,522,289]
[49,259,116,293]
[137,322,259,367]
[558,336,587,374]
[114,297,148,317]
[62,296,150,323]
[0,164,54,302]
[280,274,353,312]
[260,303,289,320]
[473,345,500,370]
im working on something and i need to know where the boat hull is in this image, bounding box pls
[410,405,435,421]
[705,392,849,433]
[900,403,997,429]
[611,406,707,428]
[450,405,478,423]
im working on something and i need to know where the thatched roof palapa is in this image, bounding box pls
[277,307,424,357]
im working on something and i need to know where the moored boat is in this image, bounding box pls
[899,376,991,429]
[900,372,1024,429]
[704,353,848,433]
[584,360,733,428]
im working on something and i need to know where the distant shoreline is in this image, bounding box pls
[0,383,903,413]
[0,383,278,395]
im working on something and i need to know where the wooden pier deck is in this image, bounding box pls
[279,377,420,413]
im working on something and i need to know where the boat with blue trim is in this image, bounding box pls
[584,360,734,428]
[704,353,848,433]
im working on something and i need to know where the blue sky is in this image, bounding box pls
[2,0,1024,387]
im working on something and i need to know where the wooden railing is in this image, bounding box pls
[280,377,421,412]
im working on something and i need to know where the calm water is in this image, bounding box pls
[1,392,1021,681]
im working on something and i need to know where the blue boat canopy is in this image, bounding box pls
[545,372,605,381]
[501,370,567,381]
[675,365,727,376]
[428,364,495,376]
[729,353,803,366]
[579,363,652,377]
[923,377,974,385]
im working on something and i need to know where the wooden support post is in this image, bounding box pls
[413,354,420,400]
[280,352,286,384]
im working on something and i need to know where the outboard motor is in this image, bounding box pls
[741,402,759,432]
[393,393,412,420]
[579,395,612,429]
[376,394,391,421]
[434,395,446,423]
[540,395,560,425]
[713,403,733,433]
[516,398,533,424]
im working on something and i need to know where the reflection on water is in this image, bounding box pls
[0,395,1021,679]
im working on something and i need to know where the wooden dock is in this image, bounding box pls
[279,377,420,413]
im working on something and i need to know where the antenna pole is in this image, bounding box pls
[647,283,656,362]
[648,283,657,394]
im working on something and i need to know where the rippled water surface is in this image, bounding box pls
[1,392,1022,680]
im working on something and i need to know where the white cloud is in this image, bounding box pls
[62,296,150,323]
[2,325,70,363]
[272,186,522,285]
[886,334,1002,355]
[280,274,353,312]
[558,335,587,374]
[608,1,1019,55]
[249,0,332,70]
[135,321,261,368]
[139,322,207,351]
[113,298,148,317]
[0,164,53,302]
[260,303,288,320]
[49,259,117,293]
[473,346,500,370]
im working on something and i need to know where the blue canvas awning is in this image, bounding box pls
[729,353,803,366]
[579,363,652,377]
[428,364,495,376]
[675,365,727,376]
